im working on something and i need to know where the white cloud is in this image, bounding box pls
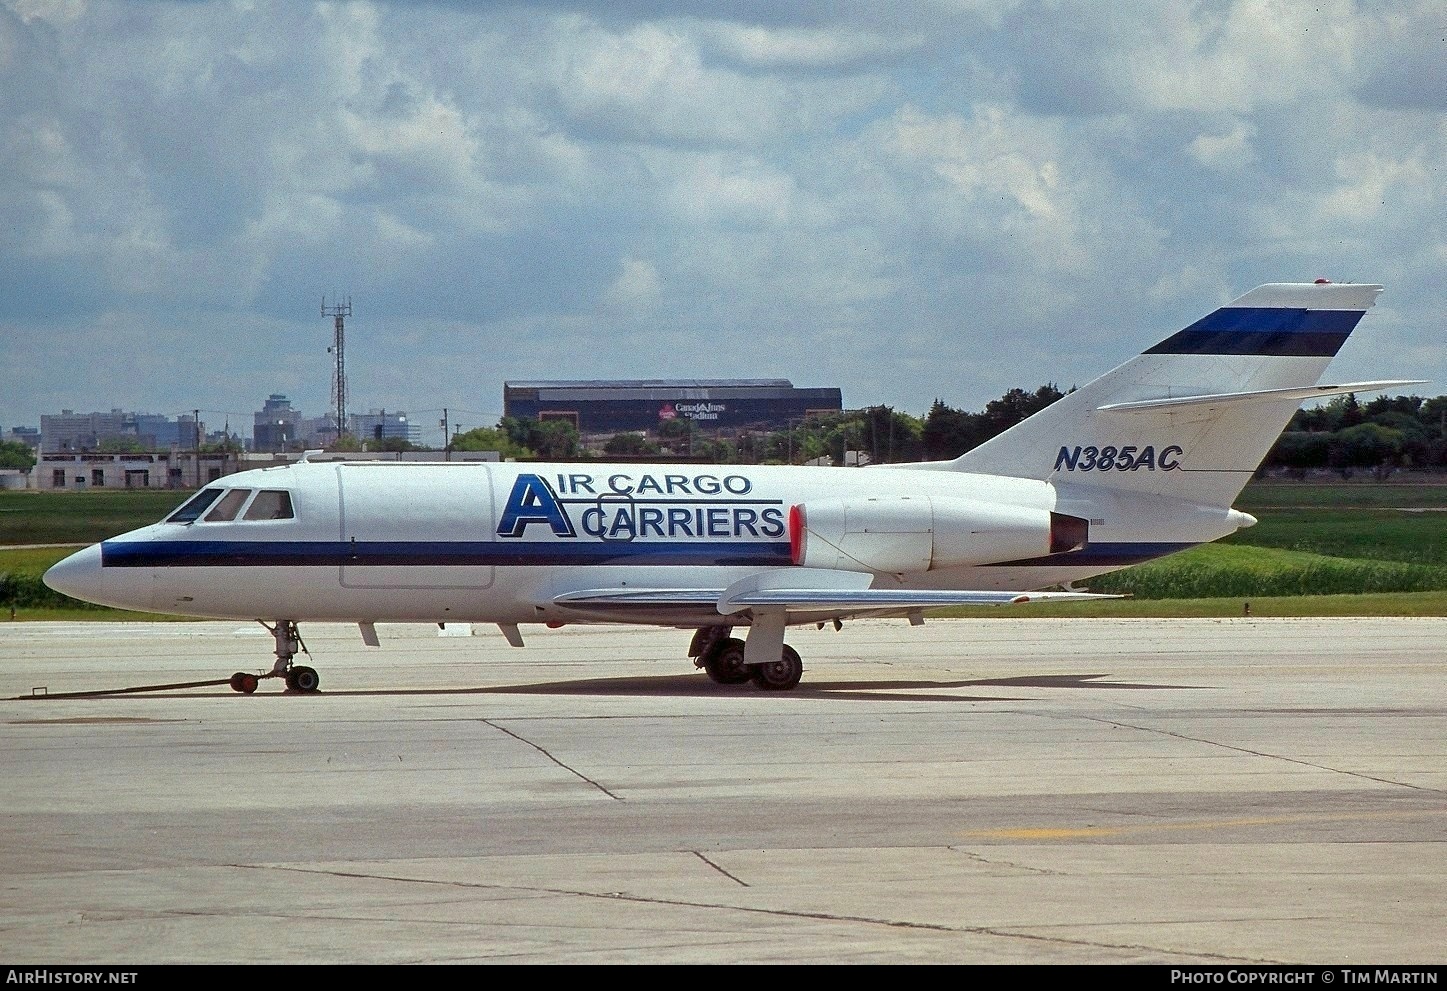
[883,104,1107,277]
[1188,122,1258,172]
[701,23,924,69]
[1320,152,1433,222]
[553,22,775,144]
[10,0,84,27]
[602,256,662,312]
[661,152,798,225]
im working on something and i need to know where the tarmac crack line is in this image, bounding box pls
[244,864,1273,963]
[946,846,1064,875]
[479,718,621,800]
[1070,714,1446,795]
[692,851,749,886]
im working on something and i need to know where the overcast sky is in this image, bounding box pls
[2,0,1443,444]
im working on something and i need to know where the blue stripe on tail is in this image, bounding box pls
[1145,308,1364,357]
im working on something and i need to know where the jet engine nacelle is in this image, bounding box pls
[788,496,1088,574]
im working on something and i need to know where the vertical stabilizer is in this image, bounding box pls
[947,283,1384,507]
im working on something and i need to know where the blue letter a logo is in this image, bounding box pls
[497,474,575,538]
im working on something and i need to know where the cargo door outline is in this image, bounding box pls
[338,463,496,589]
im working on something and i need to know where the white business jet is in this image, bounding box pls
[45,281,1413,693]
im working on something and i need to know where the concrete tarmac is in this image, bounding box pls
[1,616,1444,965]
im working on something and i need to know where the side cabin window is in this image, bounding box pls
[167,488,224,523]
[244,490,294,521]
[203,489,252,522]
[168,487,295,523]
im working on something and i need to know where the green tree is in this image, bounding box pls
[980,384,1065,437]
[1329,422,1404,480]
[452,425,532,460]
[530,420,582,460]
[921,384,1064,461]
[0,440,37,472]
[370,436,421,453]
[1364,394,1423,419]
[1339,393,1364,428]
[691,436,736,463]
[200,436,244,454]
[857,405,923,464]
[656,417,696,455]
[494,417,583,460]
[922,400,978,460]
[1266,432,1331,479]
[603,432,662,457]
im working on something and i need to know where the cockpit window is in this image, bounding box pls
[203,489,252,522]
[244,490,294,521]
[167,488,224,523]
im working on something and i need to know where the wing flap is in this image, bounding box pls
[550,583,1119,616]
[721,588,1118,611]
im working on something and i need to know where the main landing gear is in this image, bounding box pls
[690,625,804,692]
[228,620,320,694]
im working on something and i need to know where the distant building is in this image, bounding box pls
[503,379,843,436]
[3,426,40,450]
[40,410,201,452]
[37,451,240,490]
[283,450,500,463]
[253,395,301,452]
[299,416,340,449]
[134,412,200,449]
[349,409,420,446]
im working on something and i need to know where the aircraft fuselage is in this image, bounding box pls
[49,459,1246,626]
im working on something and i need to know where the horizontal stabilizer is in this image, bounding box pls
[1098,380,1428,413]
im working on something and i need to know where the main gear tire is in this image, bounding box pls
[702,638,750,685]
[750,644,803,691]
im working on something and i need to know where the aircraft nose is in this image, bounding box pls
[44,544,108,603]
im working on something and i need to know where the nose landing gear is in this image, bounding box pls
[285,665,320,693]
[227,620,321,694]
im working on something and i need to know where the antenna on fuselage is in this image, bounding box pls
[322,295,352,443]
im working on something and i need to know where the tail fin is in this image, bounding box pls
[947,282,1399,507]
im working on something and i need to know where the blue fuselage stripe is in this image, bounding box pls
[1145,307,1363,356]
[100,539,1191,570]
[101,539,794,569]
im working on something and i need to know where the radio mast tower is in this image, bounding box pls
[322,295,351,440]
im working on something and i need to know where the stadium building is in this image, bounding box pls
[503,379,843,436]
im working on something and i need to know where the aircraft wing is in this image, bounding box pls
[717,587,1115,610]
[549,573,1119,619]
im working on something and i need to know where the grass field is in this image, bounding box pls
[0,489,188,545]
[932,590,1447,619]
[1,479,1444,619]
[1236,480,1447,510]
[1220,509,1447,566]
[1087,543,1447,597]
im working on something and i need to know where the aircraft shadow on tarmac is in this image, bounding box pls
[386,670,1204,703]
[18,670,1205,703]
